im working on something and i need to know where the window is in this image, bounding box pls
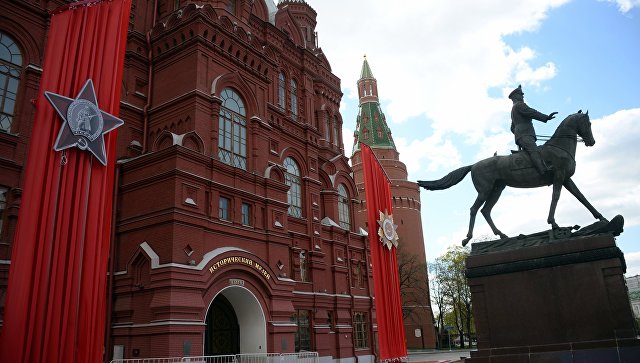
[299,250,308,282]
[0,186,7,236]
[227,0,237,14]
[219,196,230,220]
[218,88,247,169]
[351,262,360,288]
[353,312,368,349]
[333,116,339,146]
[241,202,251,225]
[337,184,350,230]
[327,310,334,330]
[363,128,369,140]
[278,72,286,111]
[377,127,383,139]
[290,79,297,120]
[351,261,365,288]
[0,32,22,132]
[284,157,302,217]
[292,310,311,352]
[324,112,330,142]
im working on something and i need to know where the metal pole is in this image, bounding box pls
[448,330,451,352]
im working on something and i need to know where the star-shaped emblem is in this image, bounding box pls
[44,79,124,166]
[377,210,399,250]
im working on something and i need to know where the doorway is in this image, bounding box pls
[204,285,267,355]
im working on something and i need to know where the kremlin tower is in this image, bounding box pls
[351,56,437,349]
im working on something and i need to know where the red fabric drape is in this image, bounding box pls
[360,143,407,362]
[0,1,131,362]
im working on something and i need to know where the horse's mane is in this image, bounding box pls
[549,111,589,140]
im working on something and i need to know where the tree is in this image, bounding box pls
[428,259,448,348]
[432,246,474,348]
[397,245,430,320]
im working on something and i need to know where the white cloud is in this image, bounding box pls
[312,0,570,144]
[625,252,640,277]
[395,132,463,176]
[601,0,640,13]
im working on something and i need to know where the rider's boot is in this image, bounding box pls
[530,151,552,175]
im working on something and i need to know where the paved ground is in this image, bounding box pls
[407,349,472,363]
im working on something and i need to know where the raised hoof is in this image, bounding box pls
[462,237,471,247]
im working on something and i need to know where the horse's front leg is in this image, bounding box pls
[563,178,607,222]
[547,172,566,229]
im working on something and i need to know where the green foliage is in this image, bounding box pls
[429,245,474,348]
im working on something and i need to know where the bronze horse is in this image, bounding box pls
[418,111,606,246]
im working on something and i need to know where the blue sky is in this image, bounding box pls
[310,0,640,274]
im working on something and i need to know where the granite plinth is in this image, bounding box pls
[465,233,639,363]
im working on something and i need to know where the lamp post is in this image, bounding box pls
[445,325,453,351]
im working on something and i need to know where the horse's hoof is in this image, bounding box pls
[462,238,470,247]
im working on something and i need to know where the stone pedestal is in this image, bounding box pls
[465,233,640,363]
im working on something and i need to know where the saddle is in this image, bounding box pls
[508,148,553,172]
[509,151,531,171]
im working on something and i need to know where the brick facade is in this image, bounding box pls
[0,1,378,361]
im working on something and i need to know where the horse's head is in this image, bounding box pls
[563,110,595,147]
[575,110,595,147]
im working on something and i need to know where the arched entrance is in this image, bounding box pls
[204,285,267,355]
[205,294,239,355]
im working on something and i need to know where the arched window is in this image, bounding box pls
[363,128,369,140]
[324,112,330,142]
[290,79,298,120]
[337,184,350,230]
[218,88,247,169]
[284,157,302,217]
[278,72,286,111]
[0,32,22,133]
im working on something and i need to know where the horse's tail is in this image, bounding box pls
[417,165,472,191]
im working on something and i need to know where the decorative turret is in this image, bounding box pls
[352,56,396,154]
[277,0,318,49]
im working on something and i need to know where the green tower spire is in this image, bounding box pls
[360,55,374,79]
[352,56,396,154]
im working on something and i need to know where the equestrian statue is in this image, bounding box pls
[418,86,607,246]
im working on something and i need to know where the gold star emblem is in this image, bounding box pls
[377,210,399,250]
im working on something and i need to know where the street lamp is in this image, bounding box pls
[444,325,453,351]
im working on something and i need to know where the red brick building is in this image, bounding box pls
[0,1,381,361]
[351,57,437,349]
[1,0,439,360]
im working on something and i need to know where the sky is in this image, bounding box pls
[308,0,640,275]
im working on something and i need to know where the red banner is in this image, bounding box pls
[0,1,131,362]
[360,143,407,362]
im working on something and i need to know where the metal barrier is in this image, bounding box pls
[111,352,318,363]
